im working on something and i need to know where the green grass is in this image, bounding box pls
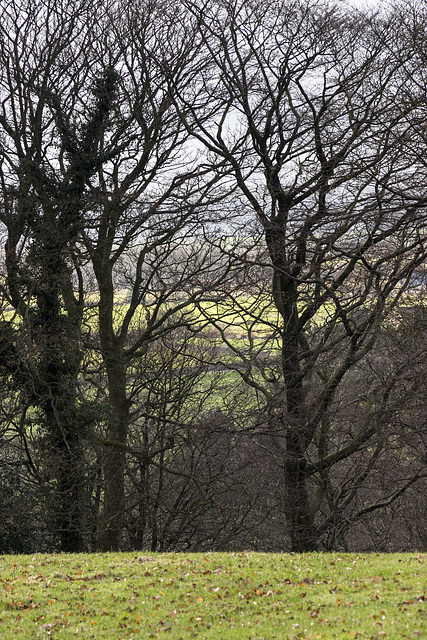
[0,552,425,639]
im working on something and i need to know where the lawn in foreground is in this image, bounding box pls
[0,552,425,639]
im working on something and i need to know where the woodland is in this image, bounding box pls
[0,0,426,553]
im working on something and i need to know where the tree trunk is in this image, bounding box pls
[49,425,86,552]
[273,263,318,551]
[96,346,130,551]
[35,252,86,552]
[99,441,127,550]
[283,440,317,552]
[95,260,130,551]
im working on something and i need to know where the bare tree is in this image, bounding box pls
[73,1,239,550]
[0,0,111,550]
[2,0,427,554]
[0,0,235,550]
[170,0,427,550]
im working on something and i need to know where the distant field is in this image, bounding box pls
[0,552,425,639]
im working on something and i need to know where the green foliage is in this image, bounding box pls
[0,552,425,638]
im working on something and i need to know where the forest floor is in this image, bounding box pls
[0,552,425,639]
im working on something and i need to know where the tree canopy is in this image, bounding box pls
[0,0,426,552]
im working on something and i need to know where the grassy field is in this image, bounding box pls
[0,552,425,639]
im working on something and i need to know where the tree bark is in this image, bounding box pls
[94,253,130,551]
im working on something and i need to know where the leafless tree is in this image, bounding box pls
[0,0,110,550]
[74,2,240,549]
[0,0,231,550]
[2,0,427,553]
[169,0,427,550]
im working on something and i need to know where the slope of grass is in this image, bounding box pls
[0,552,425,639]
